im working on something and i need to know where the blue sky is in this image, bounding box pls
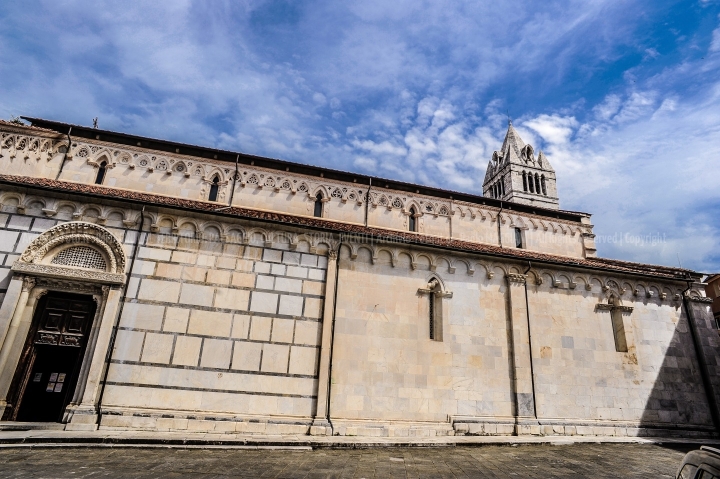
[2,0,720,272]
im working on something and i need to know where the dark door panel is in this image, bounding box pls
[5,291,96,423]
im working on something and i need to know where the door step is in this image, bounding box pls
[0,421,65,431]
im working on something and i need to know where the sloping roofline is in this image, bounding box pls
[22,117,591,224]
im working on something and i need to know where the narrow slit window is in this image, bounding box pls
[208,176,220,202]
[95,161,107,185]
[409,207,417,232]
[523,171,528,192]
[541,175,547,195]
[429,293,435,340]
[535,174,541,194]
[515,228,524,249]
[609,297,628,352]
[501,177,505,196]
[528,174,535,193]
[314,192,324,217]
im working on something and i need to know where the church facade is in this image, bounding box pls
[0,117,717,438]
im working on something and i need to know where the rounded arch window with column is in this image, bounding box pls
[0,222,127,426]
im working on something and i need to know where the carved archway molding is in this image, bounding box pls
[11,222,126,285]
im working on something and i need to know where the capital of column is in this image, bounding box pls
[21,276,36,292]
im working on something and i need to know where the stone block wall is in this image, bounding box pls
[103,234,328,423]
[328,242,714,437]
[329,245,514,433]
[0,192,330,432]
[527,286,712,429]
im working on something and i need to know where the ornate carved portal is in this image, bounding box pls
[2,292,96,422]
[0,221,126,423]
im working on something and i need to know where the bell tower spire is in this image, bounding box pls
[483,121,559,209]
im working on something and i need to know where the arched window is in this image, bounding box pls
[95,161,107,185]
[528,173,535,193]
[314,192,324,217]
[409,206,417,232]
[515,228,524,249]
[208,176,220,202]
[541,175,547,195]
[500,177,505,196]
[535,174,541,194]
[523,171,528,192]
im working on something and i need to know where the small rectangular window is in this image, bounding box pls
[429,293,435,340]
[515,228,523,249]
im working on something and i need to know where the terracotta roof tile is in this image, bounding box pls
[0,174,695,281]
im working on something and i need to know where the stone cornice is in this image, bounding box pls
[12,262,125,285]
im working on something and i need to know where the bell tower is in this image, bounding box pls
[482,121,559,210]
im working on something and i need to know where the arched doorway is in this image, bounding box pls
[0,222,127,423]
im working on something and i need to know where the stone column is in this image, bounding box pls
[0,276,25,352]
[66,287,122,431]
[0,276,35,409]
[505,273,538,434]
[310,249,338,436]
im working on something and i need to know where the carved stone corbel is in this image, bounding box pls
[506,273,527,284]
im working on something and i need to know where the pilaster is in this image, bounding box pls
[310,249,338,436]
[65,287,122,430]
[505,273,537,432]
[0,277,36,412]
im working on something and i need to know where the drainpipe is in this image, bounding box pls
[682,278,720,433]
[523,261,538,419]
[324,241,342,427]
[95,206,146,426]
[364,178,372,227]
[54,126,72,180]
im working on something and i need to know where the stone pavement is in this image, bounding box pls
[0,442,699,478]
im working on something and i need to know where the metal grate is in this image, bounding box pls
[51,246,106,270]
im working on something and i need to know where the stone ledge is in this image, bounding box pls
[0,429,719,449]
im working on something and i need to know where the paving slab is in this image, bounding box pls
[0,442,704,478]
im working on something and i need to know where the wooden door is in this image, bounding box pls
[4,292,96,422]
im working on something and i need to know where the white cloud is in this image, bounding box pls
[523,115,578,145]
[711,27,720,52]
[593,94,622,120]
[351,139,407,156]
